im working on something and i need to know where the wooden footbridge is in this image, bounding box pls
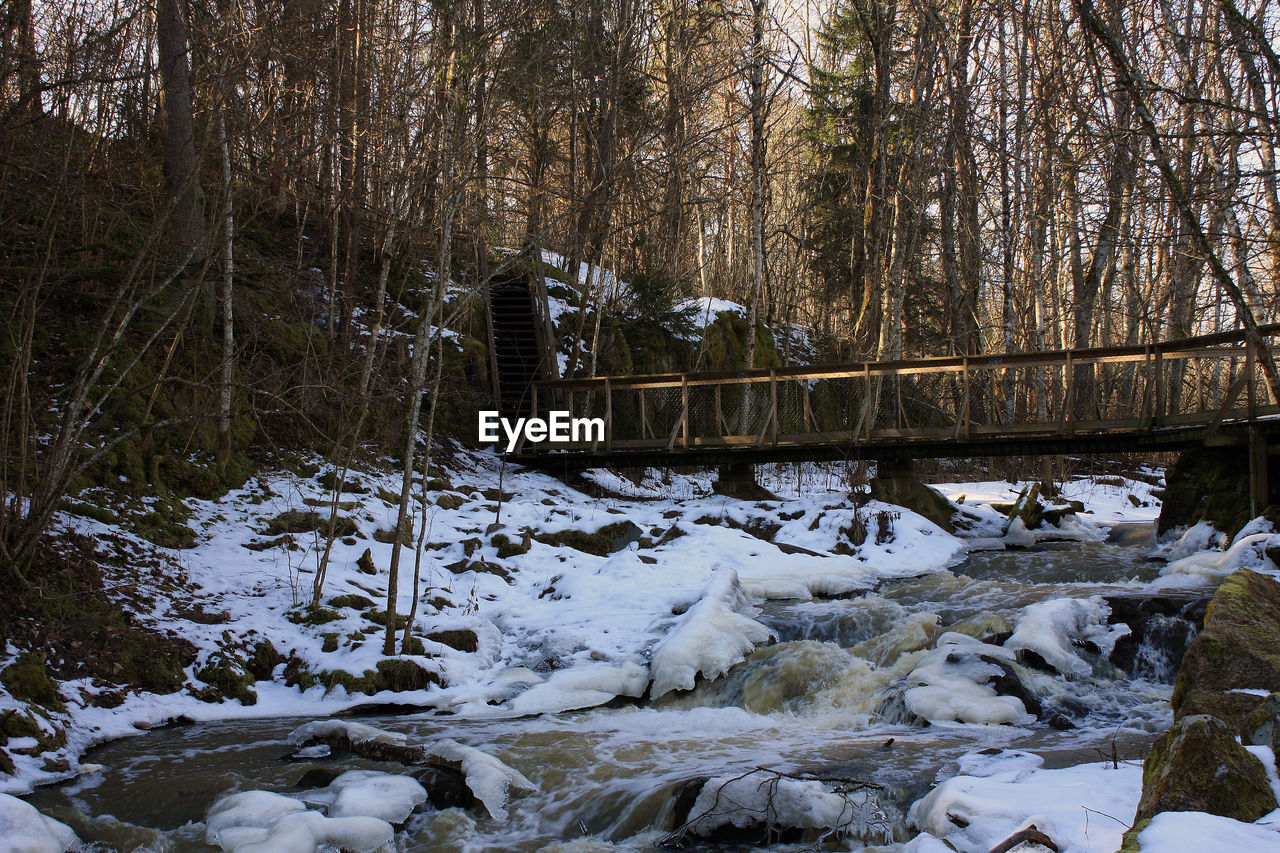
[510,323,1280,502]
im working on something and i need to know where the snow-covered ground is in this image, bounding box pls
[8,452,1280,852]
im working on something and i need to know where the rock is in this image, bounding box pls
[868,459,955,533]
[426,630,478,653]
[1158,447,1272,540]
[1105,593,1209,681]
[1240,692,1280,753]
[1172,570,1280,726]
[413,765,476,811]
[1134,714,1276,824]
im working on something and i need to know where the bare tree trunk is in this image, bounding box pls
[156,0,207,260]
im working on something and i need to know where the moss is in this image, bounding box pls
[283,658,317,691]
[373,520,412,545]
[375,658,441,692]
[532,521,644,557]
[243,535,297,552]
[329,594,375,610]
[427,630,478,653]
[491,532,529,559]
[59,501,120,526]
[265,510,357,538]
[1120,818,1152,852]
[321,633,339,653]
[1135,714,1276,823]
[316,470,370,493]
[246,640,284,681]
[0,710,41,740]
[1,654,64,712]
[435,493,468,510]
[287,605,342,626]
[402,636,425,655]
[0,747,13,777]
[363,609,408,630]
[356,548,378,575]
[196,653,258,706]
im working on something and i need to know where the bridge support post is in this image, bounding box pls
[713,462,778,501]
[1249,427,1269,517]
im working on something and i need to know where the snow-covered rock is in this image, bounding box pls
[422,738,536,820]
[304,769,427,824]
[685,769,891,843]
[507,659,649,715]
[206,789,395,853]
[649,569,774,699]
[1005,596,1128,678]
[0,793,79,853]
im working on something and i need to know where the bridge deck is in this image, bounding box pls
[512,324,1280,471]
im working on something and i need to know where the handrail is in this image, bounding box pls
[532,322,1280,392]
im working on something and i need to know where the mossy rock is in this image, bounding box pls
[321,633,339,653]
[0,747,13,776]
[491,532,530,559]
[533,521,644,557]
[196,653,258,706]
[246,640,284,681]
[435,493,468,510]
[1240,692,1280,752]
[287,605,343,626]
[265,510,357,538]
[1135,714,1276,823]
[316,471,369,494]
[363,609,409,630]
[356,548,377,575]
[375,658,441,692]
[329,594,375,610]
[0,710,42,740]
[373,520,413,545]
[283,658,317,691]
[1,653,64,712]
[427,630,479,653]
[1172,569,1280,726]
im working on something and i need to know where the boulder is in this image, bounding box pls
[1240,692,1280,753]
[1158,447,1276,540]
[1172,569,1280,726]
[1105,593,1209,682]
[869,459,955,533]
[1134,714,1276,824]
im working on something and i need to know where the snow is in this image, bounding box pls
[208,807,394,853]
[685,769,891,842]
[0,793,79,853]
[506,659,649,715]
[908,752,1143,853]
[1136,811,1280,852]
[304,770,427,823]
[898,640,1034,726]
[288,719,408,748]
[649,568,775,699]
[422,738,537,820]
[1004,596,1129,678]
[1155,532,1280,586]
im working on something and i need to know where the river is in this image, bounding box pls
[27,522,1181,852]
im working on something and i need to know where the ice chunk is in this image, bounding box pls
[686,769,891,843]
[304,770,427,824]
[288,719,407,748]
[206,790,307,841]
[423,739,536,820]
[1160,533,1280,584]
[211,808,393,853]
[650,568,774,698]
[206,789,395,852]
[898,644,1033,726]
[1005,596,1128,678]
[508,660,649,715]
[0,793,79,853]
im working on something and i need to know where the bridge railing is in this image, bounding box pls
[524,323,1280,453]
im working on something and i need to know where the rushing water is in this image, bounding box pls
[28,523,1180,852]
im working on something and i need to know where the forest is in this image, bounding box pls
[2,1,1280,851]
